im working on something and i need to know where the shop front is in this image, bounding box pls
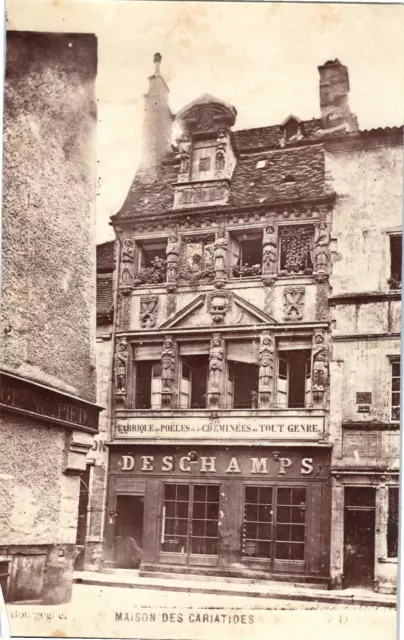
[106,445,331,584]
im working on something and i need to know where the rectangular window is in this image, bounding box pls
[161,484,190,554]
[230,231,263,278]
[191,145,216,180]
[180,356,209,409]
[242,486,307,562]
[387,487,399,558]
[279,225,314,275]
[276,349,312,408]
[180,234,215,282]
[391,359,400,422]
[161,484,220,556]
[136,240,167,284]
[243,486,273,558]
[275,487,306,561]
[135,361,161,409]
[389,235,402,290]
[191,485,220,555]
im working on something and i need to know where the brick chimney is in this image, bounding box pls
[318,59,358,133]
[139,53,173,182]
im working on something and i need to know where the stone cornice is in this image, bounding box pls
[329,291,401,305]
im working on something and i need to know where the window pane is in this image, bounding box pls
[177,485,189,501]
[388,488,399,558]
[291,525,306,542]
[207,503,219,520]
[392,361,401,377]
[276,524,290,541]
[207,486,219,502]
[164,485,176,500]
[165,502,175,518]
[392,377,401,391]
[176,502,188,518]
[275,543,289,559]
[392,406,400,421]
[277,488,292,505]
[277,506,291,523]
[242,486,273,558]
[290,543,305,561]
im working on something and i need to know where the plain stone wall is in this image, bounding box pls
[328,144,403,296]
[0,416,65,545]
[1,31,98,402]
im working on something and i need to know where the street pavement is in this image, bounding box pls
[5,583,397,640]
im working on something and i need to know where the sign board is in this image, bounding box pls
[115,415,325,441]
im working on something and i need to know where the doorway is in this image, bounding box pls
[343,487,376,588]
[114,495,144,569]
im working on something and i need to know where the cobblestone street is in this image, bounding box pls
[6,584,396,639]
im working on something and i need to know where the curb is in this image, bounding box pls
[73,577,396,609]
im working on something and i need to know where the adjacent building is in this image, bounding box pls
[0,31,100,603]
[89,55,401,592]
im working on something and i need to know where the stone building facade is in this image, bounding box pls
[92,55,401,592]
[0,32,100,603]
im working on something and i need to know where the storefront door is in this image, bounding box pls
[114,494,144,569]
[160,483,220,567]
[343,487,376,588]
[242,485,307,572]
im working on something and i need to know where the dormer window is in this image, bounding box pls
[192,142,217,180]
[281,116,304,145]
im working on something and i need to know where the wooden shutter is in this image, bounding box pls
[277,357,288,407]
[226,364,234,409]
[151,364,162,409]
[180,361,191,409]
[230,236,241,268]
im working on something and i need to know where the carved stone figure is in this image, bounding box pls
[207,291,232,324]
[213,229,227,283]
[209,333,223,391]
[161,336,175,392]
[259,334,274,389]
[120,239,135,289]
[115,339,128,394]
[262,225,277,274]
[166,233,180,285]
[178,134,191,174]
[312,222,331,273]
[139,295,159,329]
[215,129,227,172]
[312,333,329,389]
[283,286,305,321]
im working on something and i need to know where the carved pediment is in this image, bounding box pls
[161,291,277,329]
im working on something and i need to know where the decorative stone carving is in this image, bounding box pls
[315,281,329,321]
[312,331,329,407]
[259,332,274,408]
[262,225,277,277]
[283,286,305,321]
[139,295,159,329]
[120,239,135,293]
[197,109,216,132]
[215,129,227,172]
[161,335,175,408]
[178,134,191,175]
[312,222,331,274]
[118,293,131,331]
[213,229,227,287]
[173,180,230,209]
[114,338,128,398]
[166,231,180,290]
[208,333,224,408]
[166,293,177,318]
[207,291,232,324]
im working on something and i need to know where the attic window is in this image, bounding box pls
[199,157,211,172]
[284,119,301,141]
[256,159,267,169]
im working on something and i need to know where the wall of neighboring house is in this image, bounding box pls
[327,136,402,593]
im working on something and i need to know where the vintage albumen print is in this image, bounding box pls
[0,0,402,638]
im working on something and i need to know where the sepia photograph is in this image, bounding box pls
[0,1,402,638]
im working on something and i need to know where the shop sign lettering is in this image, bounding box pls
[115,416,324,440]
[120,454,314,476]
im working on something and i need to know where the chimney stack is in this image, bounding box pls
[318,59,358,133]
[139,53,173,182]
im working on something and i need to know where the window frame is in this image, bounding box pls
[390,357,401,423]
[387,486,399,559]
[388,232,402,291]
[277,222,315,276]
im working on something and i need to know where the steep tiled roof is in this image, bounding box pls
[97,273,113,321]
[97,241,115,272]
[113,120,402,223]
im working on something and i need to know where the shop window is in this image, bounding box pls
[161,484,220,556]
[276,349,311,408]
[230,231,263,278]
[388,235,402,290]
[275,487,306,561]
[161,484,190,554]
[135,361,161,409]
[242,486,273,558]
[191,485,220,555]
[180,356,209,409]
[391,359,400,422]
[387,487,399,558]
[279,225,314,275]
[136,240,167,285]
